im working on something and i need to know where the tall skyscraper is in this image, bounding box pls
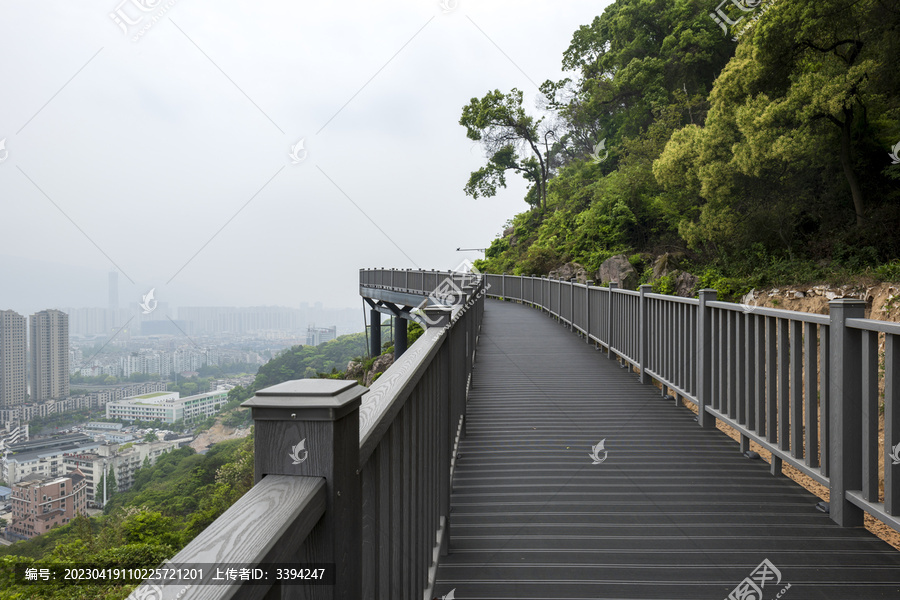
[0,310,27,408]
[30,310,69,402]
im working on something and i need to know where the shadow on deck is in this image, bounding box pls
[434,299,900,599]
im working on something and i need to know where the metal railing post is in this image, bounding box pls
[829,298,866,526]
[585,281,593,344]
[569,278,576,330]
[607,282,618,359]
[243,379,368,599]
[697,289,717,429]
[639,284,651,384]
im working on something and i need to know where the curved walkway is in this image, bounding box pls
[433,299,900,599]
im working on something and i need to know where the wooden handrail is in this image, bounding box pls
[134,475,326,599]
[135,271,485,600]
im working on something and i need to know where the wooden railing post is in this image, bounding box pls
[829,299,866,526]
[639,284,651,384]
[607,282,618,359]
[243,379,368,599]
[697,289,717,429]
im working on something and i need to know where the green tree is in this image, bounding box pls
[460,88,554,210]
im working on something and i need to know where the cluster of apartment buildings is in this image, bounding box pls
[1,430,187,540]
[75,347,220,379]
[0,309,69,410]
[0,381,168,431]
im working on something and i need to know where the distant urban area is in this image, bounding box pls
[0,272,362,543]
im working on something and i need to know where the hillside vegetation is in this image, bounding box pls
[468,0,900,297]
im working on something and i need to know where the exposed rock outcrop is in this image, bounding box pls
[595,254,638,290]
[673,271,699,297]
[364,353,394,387]
[549,262,589,283]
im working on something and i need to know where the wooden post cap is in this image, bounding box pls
[242,379,368,421]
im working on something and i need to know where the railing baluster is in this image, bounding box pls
[735,310,745,427]
[791,320,803,459]
[729,311,738,419]
[362,446,377,600]
[717,309,725,412]
[754,314,766,438]
[804,322,819,468]
[862,330,879,503]
[378,435,392,598]
[886,334,900,516]
[744,312,755,431]
[820,323,831,477]
[766,317,778,445]
[779,318,790,454]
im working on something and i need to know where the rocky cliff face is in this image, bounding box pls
[739,283,900,321]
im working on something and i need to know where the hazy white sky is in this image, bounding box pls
[0,0,613,314]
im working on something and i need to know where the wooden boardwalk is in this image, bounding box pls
[433,299,900,599]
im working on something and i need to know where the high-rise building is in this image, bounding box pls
[0,310,27,408]
[29,310,69,402]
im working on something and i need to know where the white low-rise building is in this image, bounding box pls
[105,389,229,424]
[1,434,101,485]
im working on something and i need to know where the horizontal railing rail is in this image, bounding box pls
[483,273,899,534]
[137,271,485,599]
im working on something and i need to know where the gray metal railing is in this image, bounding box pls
[484,274,900,534]
[135,272,484,600]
